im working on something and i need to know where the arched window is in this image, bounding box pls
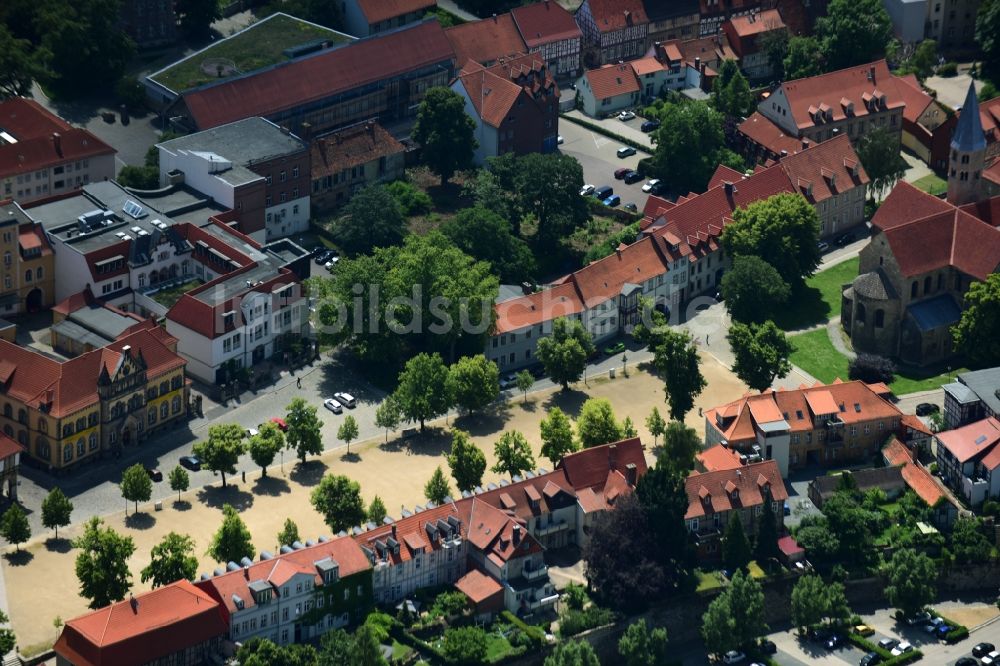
[160,381,169,395]
[24,270,31,283]
[2,425,11,437]
[856,302,867,325]
[138,273,146,288]
[924,276,932,294]
[76,417,86,431]
[17,409,26,424]
[63,444,72,463]
[89,432,98,450]
[160,402,169,419]
[36,437,49,460]
[172,395,182,414]
[17,431,26,446]
[910,281,918,298]
[2,403,10,418]
[77,438,85,457]
[38,418,47,433]
[148,408,157,426]
[937,274,944,291]
[875,310,885,328]
[35,267,42,280]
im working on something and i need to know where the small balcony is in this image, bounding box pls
[522,564,548,582]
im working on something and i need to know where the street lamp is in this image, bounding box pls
[621,352,628,378]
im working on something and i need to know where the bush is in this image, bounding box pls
[117,165,159,189]
[847,633,923,665]
[500,610,546,646]
[386,180,433,216]
[936,62,958,77]
[558,606,616,638]
[848,353,896,384]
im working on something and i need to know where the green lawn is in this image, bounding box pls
[391,640,412,661]
[912,173,948,196]
[775,257,860,331]
[149,279,202,309]
[484,633,514,662]
[151,14,352,93]
[695,569,725,592]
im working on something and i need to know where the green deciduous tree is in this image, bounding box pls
[713,59,754,118]
[791,574,828,630]
[208,504,255,564]
[394,352,452,430]
[248,421,284,477]
[857,127,908,200]
[649,101,744,194]
[885,548,937,617]
[645,407,666,447]
[367,496,387,524]
[577,398,624,448]
[141,532,198,588]
[74,517,135,608]
[978,0,1000,84]
[448,355,499,414]
[703,570,768,655]
[492,430,536,478]
[951,516,993,563]
[175,0,222,38]
[0,504,30,552]
[759,28,789,80]
[506,153,590,248]
[337,415,359,455]
[441,206,536,282]
[755,489,780,562]
[723,515,753,573]
[618,618,669,666]
[285,398,323,463]
[0,25,37,99]
[120,463,152,515]
[536,317,595,390]
[702,592,737,657]
[659,421,701,474]
[817,0,894,70]
[650,328,706,421]
[447,429,487,492]
[721,255,791,323]
[169,465,189,502]
[424,466,451,504]
[0,610,13,655]
[953,273,1000,367]
[515,370,534,403]
[540,407,578,464]
[784,36,825,79]
[41,487,73,539]
[545,640,601,666]
[634,462,693,588]
[277,518,301,548]
[412,87,477,185]
[374,396,402,442]
[350,624,387,665]
[722,192,822,287]
[310,475,366,533]
[334,184,407,256]
[728,320,793,391]
[622,416,637,438]
[442,626,488,664]
[193,423,246,488]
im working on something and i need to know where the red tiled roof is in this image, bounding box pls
[356,0,434,24]
[901,462,946,506]
[455,62,524,129]
[494,281,584,334]
[571,236,670,307]
[182,21,455,130]
[0,98,115,178]
[894,73,936,123]
[675,34,737,65]
[510,2,581,48]
[585,0,649,32]
[311,122,404,179]
[445,14,526,67]
[697,445,742,472]
[468,499,544,564]
[778,535,804,556]
[872,181,953,231]
[936,416,1000,464]
[197,535,371,615]
[901,413,932,437]
[738,112,807,157]
[54,580,227,666]
[708,164,746,189]
[728,9,784,37]
[0,431,24,460]
[879,205,1000,281]
[685,460,788,519]
[883,437,915,466]
[584,63,639,100]
[630,57,664,77]
[455,569,503,604]
[777,60,919,131]
[558,437,646,490]
[775,134,870,204]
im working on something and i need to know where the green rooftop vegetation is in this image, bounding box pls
[150,13,352,94]
[149,279,202,309]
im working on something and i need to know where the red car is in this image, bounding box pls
[269,417,288,432]
[614,167,631,180]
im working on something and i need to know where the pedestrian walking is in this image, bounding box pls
[296,377,302,389]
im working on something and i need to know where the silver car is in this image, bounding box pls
[323,398,343,414]
[333,392,356,408]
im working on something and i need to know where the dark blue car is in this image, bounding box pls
[603,194,621,207]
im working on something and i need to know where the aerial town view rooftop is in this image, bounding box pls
[1,0,1000,664]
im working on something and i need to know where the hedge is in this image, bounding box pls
[927,608,970,644]
[847,633,923,665]
[500,610,546,646]
[559,114,652,154]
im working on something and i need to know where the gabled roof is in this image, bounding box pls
[445,14,527,67]
[0,431,25,460]
[54,580,227,666]
[181,20,455,130]
[558,437,647,490]
[468,499,544,565]
[571,236,670,307]
[935,416,1000,465]
[685,460,788,519]
[494,281,584,334]
[697,444,743,472]
[775,134,870,204]
[585,0,649,32]
[455,62,525,129]
[725,9,785,57]
[884,436,950,506]
[455,568,503,604]
[311,122,405,179]
[584,63,640,100]
[356,0,435,25]
[738,112,807,157]
[511,1,581,48]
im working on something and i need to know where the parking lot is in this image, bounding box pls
[558,116,655,213]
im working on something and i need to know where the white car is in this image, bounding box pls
[721,651,745,664]
[324,257,339,270]
[244,427,259,438]
[890,641,913,657]
[982,650,1000,665]
[323,398,343,414]
[557,135,564,144]
[333,392,356,408]
[617,110,636,121]
[499,374,517,390]
[579,184,596,196]
[642,178,661,192]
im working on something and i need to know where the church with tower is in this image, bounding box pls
[841,83,1000,367]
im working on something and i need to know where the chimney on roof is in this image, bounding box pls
[121,344,131,357]
[608,443,617,469]
[724,181,734,196]
[492,12,497,21]
[243,565,249,579]
[300,122,312,140]
[129,594,139,614]
[624,9,632,26]
[625,462,637,486]
[391,524,397,538]
[512,523,522,545]
[695,56,701,70]
[802,138,810,150]
[52,132,62,157]
[779,149,788,159]
[868,65,875,83]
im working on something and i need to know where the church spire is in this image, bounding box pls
[947,81,986,206]
[951,82,986,153]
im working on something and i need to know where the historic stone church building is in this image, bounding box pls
[841,84,1000,367]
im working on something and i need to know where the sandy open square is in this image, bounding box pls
[3,352,746,653]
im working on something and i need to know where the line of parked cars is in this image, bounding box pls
[323,392,356,414]
[616,109,660,133]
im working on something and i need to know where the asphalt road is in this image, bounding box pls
[558,117,653,213]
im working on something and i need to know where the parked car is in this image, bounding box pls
[333,392,356,408]
[605,341,625,355]
[614,167,631,179]
[314,250,335,265]
[617,146,637,158]
[825,634,843,650]
[649,181,668,195]
[146,467,162,482]
[835,232,855,247]
[499,374,517,390]
[623,170,643,184]
[323,398,343,414]
[981,652,1000,666]
[973,642,996,658]
[617,110,636,121]
[640,119,660,132]
[324,257,339,270]
[933,623,952,639]
[642,178,661,192]
[924,617,946,633]
[721,651,745,664]
[954,658,978,666]
[859,653,881,666]
[758,639,777,655]
[915,403,939,416]
[269,417,288,432]
[809,627,832,642]
[580,184,596,196]
[783,501,791,516]
[890,641,913,657]
[817,240,830,253]
[624,202,638,212]
[877,638,898,651]
[244,427,259,438]
[905,611,932,625]
[603,194,621,207]
[594,185,613,200]
[179,455,201,471]
[854,624,875,637]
